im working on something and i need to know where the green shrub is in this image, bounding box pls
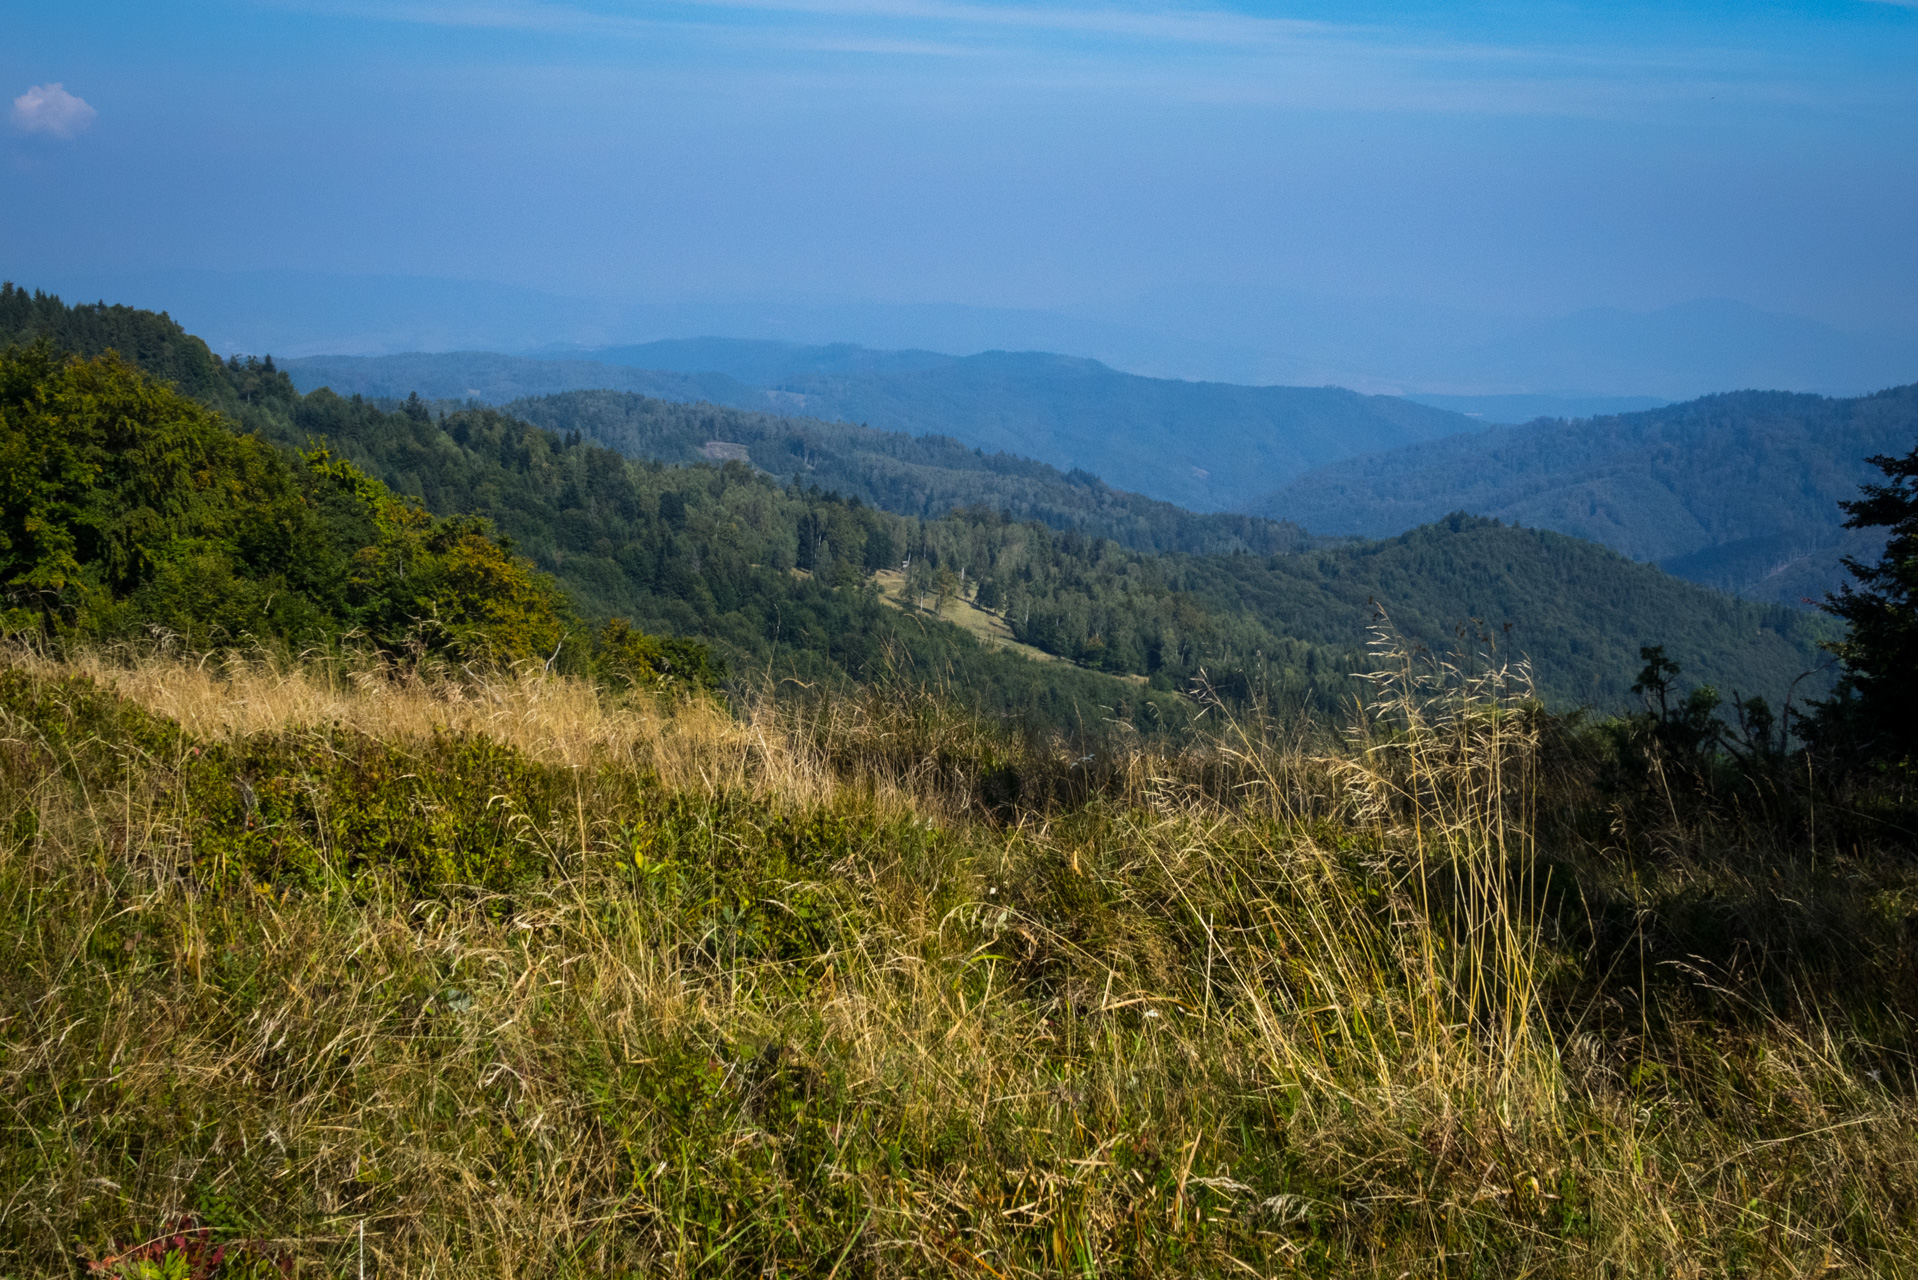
[593,617,725,692]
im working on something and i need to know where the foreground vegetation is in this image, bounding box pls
[0,640,1912,1278]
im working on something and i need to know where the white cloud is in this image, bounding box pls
[10,83,98,139]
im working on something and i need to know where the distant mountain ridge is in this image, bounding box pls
[1404,393,1671,424]
[32,268,1915,396]
[286,343,1481,510]
[1259,385,1918,607]
[284,350,758,407]
[548,337,958,385]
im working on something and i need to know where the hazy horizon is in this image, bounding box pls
[9,2,1918,397]
[9,264,1914,402]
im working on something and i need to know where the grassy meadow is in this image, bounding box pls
[0,643,1913,1277]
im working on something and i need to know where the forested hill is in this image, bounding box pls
[1259,385,1918,607]
[713,349,1477,511]
[4,284,1835,718]
[0,282,234,407]
[284,341,1482,510]
[503,389,1315,557]
[237,385,1832,710]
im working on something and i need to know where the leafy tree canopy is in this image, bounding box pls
[0,340,706,684]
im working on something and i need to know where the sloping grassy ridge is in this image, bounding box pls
[1,654,1914,1277]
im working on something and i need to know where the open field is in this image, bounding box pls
[0,647,1914,1277]
[871,568,1063,666]
[868,572,1148,688]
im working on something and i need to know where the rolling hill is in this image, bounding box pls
[500,389,1318,557]
[1259,385,1918,607]
[283,349,757,407]
[284,341,1482,511]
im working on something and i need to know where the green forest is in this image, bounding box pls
[2,282,1834,725]
[502,387,1318,556]
[287,340,1480,510]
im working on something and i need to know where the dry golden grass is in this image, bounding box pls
[1,644,1913,1278]
[2,645,927,819]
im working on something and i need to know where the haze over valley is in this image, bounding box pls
[278,335,1917,610]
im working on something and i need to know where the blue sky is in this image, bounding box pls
[7,1,1918,344]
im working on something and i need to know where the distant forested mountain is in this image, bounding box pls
[257,387,1833,711]
[285,342,1482,510]
[558,337,957,386]
[503,389,1316,557]
[5,283,1835,718]
[1404,392,1671,424]
[1259,386,1918,607]
[723,350,1477,511]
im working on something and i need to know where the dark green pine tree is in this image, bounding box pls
[1816,444,1918,765]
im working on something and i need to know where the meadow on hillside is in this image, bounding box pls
[1,636,1913,1278]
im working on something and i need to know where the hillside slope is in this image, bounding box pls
[1154,515,1828,710]
[7,647,1914,1277]
[752,350,1476,511]
[504,389,1316,556]
[281,386,1832,712]
[1258,386,1918,606]
[285,342,1482,511]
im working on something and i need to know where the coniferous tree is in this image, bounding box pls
[1814,444,1918,764]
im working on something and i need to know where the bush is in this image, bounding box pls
[592,616,725,692]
